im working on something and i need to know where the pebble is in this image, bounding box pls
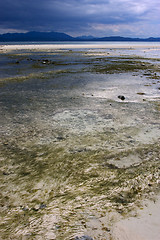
[74,236,93,240]
[39,203,47,209]
[22,207,29,211]
[3,171,10,175]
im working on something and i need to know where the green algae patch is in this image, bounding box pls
[91,60,153,74]
[1,131,160,239]
[0,72,53,85]
[1,139,160,236]
[137,92,145,95]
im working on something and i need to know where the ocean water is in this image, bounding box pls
[1,40,160,46]
[0,43,160,239]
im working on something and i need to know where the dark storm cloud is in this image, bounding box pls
[0,0,110,29]
[0,0,160,37]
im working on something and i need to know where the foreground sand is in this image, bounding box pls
[112,196,160,240]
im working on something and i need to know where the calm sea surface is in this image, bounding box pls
[1,40,160,46]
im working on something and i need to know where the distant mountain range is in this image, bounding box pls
[0,31,160,42]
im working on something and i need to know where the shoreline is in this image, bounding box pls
[1,42,160,52]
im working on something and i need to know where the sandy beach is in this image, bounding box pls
[1,42,160,51]
[0,43,160,239]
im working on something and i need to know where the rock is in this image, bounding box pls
[3,171,10,175]
[31,206,39,211]
[22,207,29,211]
[55,225,61,230]
[42,59,51,64]
[56,136,65,141]
[118,95,125,100]
[39,203,46,209]
[74,236,93,240]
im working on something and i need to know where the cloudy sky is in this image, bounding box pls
[0,0,160,37]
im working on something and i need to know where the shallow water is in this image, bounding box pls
[0,46,160,239]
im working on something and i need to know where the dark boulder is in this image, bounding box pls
[118,95,125,100]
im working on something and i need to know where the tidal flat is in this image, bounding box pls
[0,45,160,239]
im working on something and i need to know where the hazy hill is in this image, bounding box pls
[0,31,74,42]
[96,36,160,41]
[0,31,160,42]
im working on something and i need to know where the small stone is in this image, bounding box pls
[56,136,65,141]
[55,225,61,230]
[31,206,39,211]
[74,236,93,240]
[22,207,29,211]
[118,95,125,100]
[102,226,110,232]
[3,172,10,175]
[39,203,46,209]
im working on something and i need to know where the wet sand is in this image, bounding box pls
[0,44,160,239]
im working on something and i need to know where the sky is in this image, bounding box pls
[0,0,160,38]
